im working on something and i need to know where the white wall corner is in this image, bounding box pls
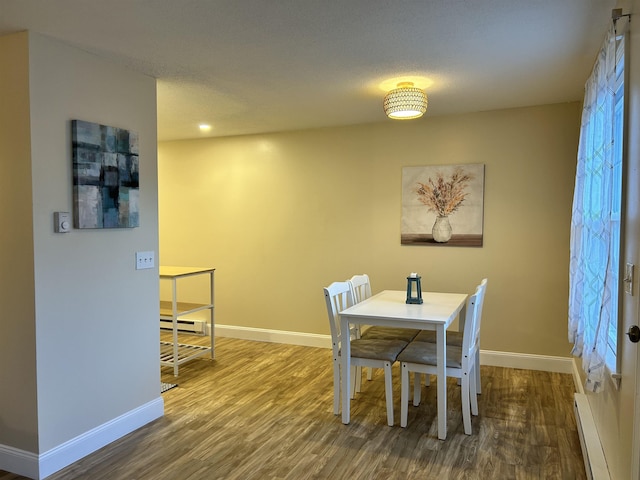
[572,357,585,394]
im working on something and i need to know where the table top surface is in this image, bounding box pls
[339,289,467,324]
[159,266,216,278]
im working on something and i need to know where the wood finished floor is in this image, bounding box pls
[1,335,585,480]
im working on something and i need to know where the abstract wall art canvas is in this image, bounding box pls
[401,163,485,246]
[72,120,139,229]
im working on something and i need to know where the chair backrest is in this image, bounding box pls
[461,278,488,360]
[476,278,488,327]
[348,274,372,304]
[323,281,355,357]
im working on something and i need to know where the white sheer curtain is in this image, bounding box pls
[569,24,618,393]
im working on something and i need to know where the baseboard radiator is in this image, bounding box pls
[160,318,206,335]
[574,394,610,480]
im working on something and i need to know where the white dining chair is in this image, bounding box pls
[324,281,408,426]
[412,278,488,394]
[348,274,420,385]
[398,279,487,434]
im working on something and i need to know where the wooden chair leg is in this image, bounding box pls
[461,374,472,435]
[470,364,479,416]
[367,367,373,380]
[475,350,481,394]
[333,359,340,415]
[350,366,357,399]
[355,366,362,393]
[401,363,409,428]
[412,371,421,406]
[383,361,394,426]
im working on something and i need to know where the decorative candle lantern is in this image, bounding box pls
[406,273,423,304]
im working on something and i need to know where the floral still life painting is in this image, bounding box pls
[401,164,485,246]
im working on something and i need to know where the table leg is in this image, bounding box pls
[172,278,179,377]
[341,316,351,424]
[437,325,447,440]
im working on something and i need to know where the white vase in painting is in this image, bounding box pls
[432,216,452,243]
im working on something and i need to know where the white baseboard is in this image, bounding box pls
[574,393,610,480]
[216,325,575,374]
[0,444,38,480]
[0,397,164,480]
[479,349,575,374]
[216,324,331,348]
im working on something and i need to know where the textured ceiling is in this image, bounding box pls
[0,0,617,141]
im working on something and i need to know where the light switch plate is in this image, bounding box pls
[136,251,155,270]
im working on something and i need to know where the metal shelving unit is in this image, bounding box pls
[159,266,215,376]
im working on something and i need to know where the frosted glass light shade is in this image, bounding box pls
[383,82,428,120]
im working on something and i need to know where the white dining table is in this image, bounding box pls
[339,289,468,440]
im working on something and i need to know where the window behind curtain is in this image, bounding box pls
[569,26,625,392]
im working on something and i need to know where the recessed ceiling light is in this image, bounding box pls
[199,124,212,131]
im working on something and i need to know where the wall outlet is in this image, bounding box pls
[136,251,155,270]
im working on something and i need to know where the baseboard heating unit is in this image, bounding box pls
[574,393,610,480]
[160,318,206,335]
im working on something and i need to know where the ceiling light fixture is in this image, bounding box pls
[383,82,428,120]
[199,124,212,132]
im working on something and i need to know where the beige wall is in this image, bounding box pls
[0,31,38,453]
[27,32,160,454]
[159,102,580,358]
[0,31,160,478]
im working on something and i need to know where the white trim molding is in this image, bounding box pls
[0,398,163,480]
[0,444,38,480]
[216,324,331,349]
[479,349,575,374]
[574,393,610,480]
[217,324,576,374]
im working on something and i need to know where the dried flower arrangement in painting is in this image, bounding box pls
[401,164,485,246]
[415,168,473,217]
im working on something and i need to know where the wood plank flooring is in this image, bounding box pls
[1,336,585,480]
